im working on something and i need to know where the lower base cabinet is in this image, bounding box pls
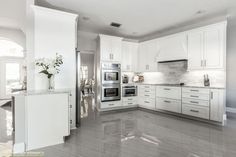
[138,98,155,109]
[156,98,181,113]
[101,101,122,109]
[182,103,210,119]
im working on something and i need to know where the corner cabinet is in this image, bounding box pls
[138,39,159,72]
[188,21,227,70]
[121,41,138,72]
[99,34,123,62]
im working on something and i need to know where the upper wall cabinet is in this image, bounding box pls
[138,39,159,72]
[157,33,188,62]
[121,41,138,72]
[99,34,123,62]
[188,22,227,70]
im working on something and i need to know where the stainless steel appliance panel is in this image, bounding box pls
[102,84,121,102]
[122,86,137,97]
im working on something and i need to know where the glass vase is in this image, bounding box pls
[48,75,55,90]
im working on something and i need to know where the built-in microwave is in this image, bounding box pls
[102,63,121,84]
[122,86,137,97]
[101,84,121,102]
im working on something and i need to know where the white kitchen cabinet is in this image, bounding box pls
[99,34,123,62]
[121,41,138,72]
[188,21,226,70]
[210,89,225,122]
[138,85,156,109]
[204,25,225,69]
[158,33,187,62]
[187,30,204,70]
[138,39,159,72]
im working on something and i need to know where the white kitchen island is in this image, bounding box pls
[12,90,71,153]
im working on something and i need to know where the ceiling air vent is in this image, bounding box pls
[110,22,121,28]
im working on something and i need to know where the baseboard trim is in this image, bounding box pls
[226,107,236,113]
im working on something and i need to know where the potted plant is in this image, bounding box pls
[35,53,63,90]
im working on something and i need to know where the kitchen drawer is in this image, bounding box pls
[101,101,122,109]
[138,85,156,91]
[123,101,137,106]
[139,92,155,99]
[122,97,137,102]
[182,87,210,94]
[182,92,209,101]
[139,88,155,95]
[139,98,155,109]
[182,98,209,107]
[182,104,209,119]
[156,98,181,113]
[156,86,181,100]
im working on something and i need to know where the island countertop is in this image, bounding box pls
[12,89,73,96]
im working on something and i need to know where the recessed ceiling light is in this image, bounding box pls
[110,22,121,28]
[82,16,90,21]
[196,10,207,15]
[132,32,137,35]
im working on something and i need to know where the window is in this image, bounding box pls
[0,40,24,57]
[5,63,21,95]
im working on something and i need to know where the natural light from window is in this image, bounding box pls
[0,39,24,57]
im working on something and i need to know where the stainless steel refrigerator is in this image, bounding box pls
[76,49,81,127]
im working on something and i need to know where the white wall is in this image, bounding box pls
[226,19,236,108]
[0,27,26,49]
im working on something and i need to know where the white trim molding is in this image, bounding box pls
[226,107,236,113]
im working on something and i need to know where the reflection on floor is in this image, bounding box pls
[80,94,96,119]
[36,96,236,157]
[0,102,13,156]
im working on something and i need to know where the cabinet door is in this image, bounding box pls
[146,39,158,71]
[121,42,138,72]
[111,38,122,62]
[130,43,138,72]
[138,42,148,72]
[210,89,225,122]
[204,26,224,69]
[100,37,112,61]
[187,31,204,70]
[121,41,130,71]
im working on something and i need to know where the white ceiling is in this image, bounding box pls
[21,0,236,39]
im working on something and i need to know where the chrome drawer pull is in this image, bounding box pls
[164,88,171,90]
[128,99,132,100]
[190,95,199,98]
[190,101,199,104]
[145,95,150,97]
[145,86,150,88]
[145,90,150,92]
[128,103,133,105]
[164,100,171,103]
[109,104,114,106]
[190,90,199,92]
[144,101,150,103]
[190,109,199,113]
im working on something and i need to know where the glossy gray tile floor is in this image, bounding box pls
[36,96,236,157]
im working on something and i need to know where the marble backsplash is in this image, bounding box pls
[123,61,226,87]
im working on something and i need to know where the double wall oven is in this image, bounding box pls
[101,63,121,102]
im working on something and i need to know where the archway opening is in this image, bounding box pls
[0,38,26,100]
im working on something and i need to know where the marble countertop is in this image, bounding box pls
[12,89,73,96]
[122,83,225,89]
